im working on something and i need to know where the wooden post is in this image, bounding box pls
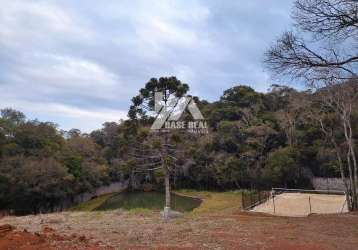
[309,196,312,214]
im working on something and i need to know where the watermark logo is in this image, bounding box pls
[151,92,208,134]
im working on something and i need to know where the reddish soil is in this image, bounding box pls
[0,225,113,250]
[1,211,358,250]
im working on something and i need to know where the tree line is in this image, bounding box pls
[0,0,357,213]
[1,80,357,213]
[264,0,358,210]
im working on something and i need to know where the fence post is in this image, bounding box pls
[250,193,253,208]
[273,195,276,214]
[309,196,312,214]
[258,191,261,203]
[341,197,347,213]
[241,192,244,210]
[241,192,243,210]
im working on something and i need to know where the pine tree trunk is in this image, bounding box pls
[165,169,171,207]
[164,167,171,219]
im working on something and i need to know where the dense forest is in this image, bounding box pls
[1,81,357,214]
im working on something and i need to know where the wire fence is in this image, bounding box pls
[272,188,346,196]
[241,190,271,210]
[246,188,348,216]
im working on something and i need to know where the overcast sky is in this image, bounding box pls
[0,0,296,132]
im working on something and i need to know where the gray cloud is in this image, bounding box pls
[0,0,295,132]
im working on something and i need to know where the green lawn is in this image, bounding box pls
[174,190,242,215]
[94,191,201,212]
[70,190,243,215]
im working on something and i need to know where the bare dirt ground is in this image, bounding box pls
[252,193,348,217]
[0,223,113,250]
[1,210,358,250]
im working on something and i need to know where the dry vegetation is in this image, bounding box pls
[1,191,358,249]
[2,210,358,249]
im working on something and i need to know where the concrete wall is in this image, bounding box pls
[51,180,129,212]
[312,177,346,191]
[73,180,129,204]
